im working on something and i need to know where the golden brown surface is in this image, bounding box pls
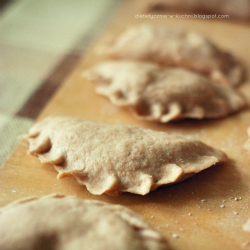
[0,1,250,249]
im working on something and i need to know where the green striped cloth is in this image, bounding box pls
[0,0,122,166]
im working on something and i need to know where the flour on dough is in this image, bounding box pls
[83,61,246,123]
[24,116,227,195]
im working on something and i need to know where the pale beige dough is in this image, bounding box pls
[0,194,169,250]
[83,61,246,123]
[146,0,250,22]
[243,218,250,232]
[97,24,245,87]
[244,127,250,152]
[24,116,227,196]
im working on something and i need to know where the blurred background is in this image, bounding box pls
[0,0,121,166]
[0,0,249,166]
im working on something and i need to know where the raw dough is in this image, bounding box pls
[96,25,245,87]
[244,127,250,152]
[83,61,246,123]
[243,218,250,232]
[0,194,169,250]
[24,116,227,195]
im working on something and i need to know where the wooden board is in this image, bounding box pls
[1,0,250,249]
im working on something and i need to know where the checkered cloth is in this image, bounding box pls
[0,0,122,166]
